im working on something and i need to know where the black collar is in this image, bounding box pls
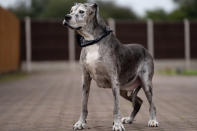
[78,29,112,47]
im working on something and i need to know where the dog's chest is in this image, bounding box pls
[86,44,100,64]
[85,45,109,82]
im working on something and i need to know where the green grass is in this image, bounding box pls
[182,69,197,75]
[157,68,197,76]
[0,72,29,83]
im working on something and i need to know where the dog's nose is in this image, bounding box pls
[65,15,72,21]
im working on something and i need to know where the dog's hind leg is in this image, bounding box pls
[121,86,143,124]
[139,64,159,127]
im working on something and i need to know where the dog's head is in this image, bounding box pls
[63,3,99,30]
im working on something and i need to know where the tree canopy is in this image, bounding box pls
[145,9,169,21]
[9,0,137,20]
[172,0,197,20]
[146,0,197,21]
[8,0,197,21]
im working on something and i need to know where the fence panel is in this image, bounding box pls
[20,20,197,61]
[0,8,20,73]
[190,22,197,59]
[116,20,147,48]
[154,22,185,59]
[20,20,69,61]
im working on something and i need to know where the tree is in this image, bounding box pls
[145,0,197,20]
[145,9,169,21]
[9,0,31,18]
[9,0,84,19]
[173,0,196,5]
[170,0,197,20]
[9,0,137,20]
[39,0,86,19]
[94,1,137,19]
[30,0,50,18]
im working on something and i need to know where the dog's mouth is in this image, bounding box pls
[62,19,82,30]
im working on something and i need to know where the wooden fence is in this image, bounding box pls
[190,22,197,58]
[20,19,197,62]
[20,20,68,61]
[0,8,20,73]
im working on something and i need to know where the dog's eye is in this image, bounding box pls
[79,10,84,14]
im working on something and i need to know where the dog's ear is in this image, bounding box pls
[91,3,98,9]
[74,3,79,6]
[91,3,100,22]
[91,3,107,28]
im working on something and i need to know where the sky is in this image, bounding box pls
[115,0,176,16]
[0,0,176,16]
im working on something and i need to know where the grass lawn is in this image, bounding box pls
[0,72,29,83]
[157,68,197,76]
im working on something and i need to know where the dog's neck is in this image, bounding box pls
[77,20,107,41]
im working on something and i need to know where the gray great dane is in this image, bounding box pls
[63,3,159,131]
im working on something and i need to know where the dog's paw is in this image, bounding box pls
[121,117,132,124]
[73,120,86,130]
[148,120,159,127]
[113,121,125,131]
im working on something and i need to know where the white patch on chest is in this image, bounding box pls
[85,44,109,85]
[86,44,99,64]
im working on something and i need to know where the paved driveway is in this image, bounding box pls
[0,66,197,131]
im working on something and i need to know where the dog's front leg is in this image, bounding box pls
[111,77,125,131]
[73,69,91,130]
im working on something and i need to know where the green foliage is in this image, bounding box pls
[158,68,197,76]
[10,0,197,21]
[173,0,196,5]
[9,1,31,18]
[145,9,169,21]
[40,0,86,19]
[9,0,137,20]
[170,0,197,20]
[95,1,137,19]
[146,0,197,20]
[0,72,28,83]
[30,0,50,18]
[9,0,86,19]
[168,9,187,20]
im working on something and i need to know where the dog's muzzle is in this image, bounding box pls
[65,14,72,22]
[62,18,82,30]
[63,14,71,26]
[62,19,67,26]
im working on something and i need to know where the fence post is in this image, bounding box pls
[147,19,154,58]
[25,16,32,72]
[68,28,75,62]
[108,18,116,35]
[184,19,191,69]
